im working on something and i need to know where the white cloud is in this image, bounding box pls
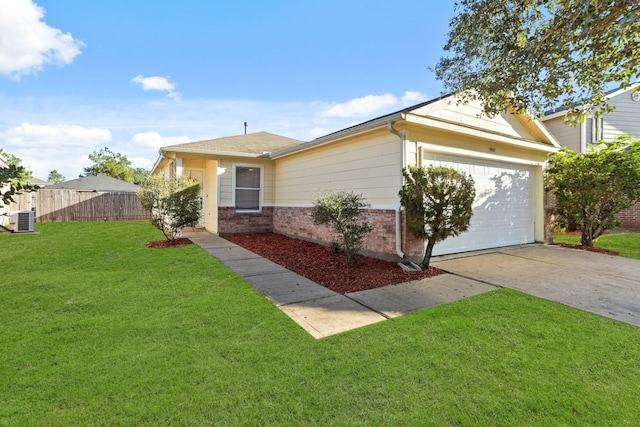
[0,0,84,79]
[128,156,156,171]
[130,132,190,150]
[401,91,429,106]
[132,75,181,101]
[309,127,327,138]
[321,94,398,118]
[1,123,111,147]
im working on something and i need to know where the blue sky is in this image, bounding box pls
[0,0,456,181]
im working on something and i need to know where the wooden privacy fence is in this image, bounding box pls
[10,189,150,222]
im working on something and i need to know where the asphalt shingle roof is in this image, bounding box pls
[46,175,140,192]
[164,131,303,155]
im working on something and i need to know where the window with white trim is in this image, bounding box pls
[234,166,261,211]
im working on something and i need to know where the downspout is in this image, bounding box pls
[387,121,405,258]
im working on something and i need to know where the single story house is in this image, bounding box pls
[46,174,141,192]
[151,94,560,261]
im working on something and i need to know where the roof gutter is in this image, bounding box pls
[387,121,406,259]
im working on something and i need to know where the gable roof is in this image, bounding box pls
[161,131,303,157]
[46,174,140,192]
[542,83,640,120]
[272,93,559,159]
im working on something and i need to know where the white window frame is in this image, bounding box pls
[232,163,263,212]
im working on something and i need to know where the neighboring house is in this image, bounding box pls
[542,83,640,153]
[46,174,140,192]
[541,84,640,230]
[151,95,560,261]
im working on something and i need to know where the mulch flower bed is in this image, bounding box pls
[554,243,618,256]
[224,233,445,294]
[146,238,194,248]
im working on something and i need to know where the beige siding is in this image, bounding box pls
[218,158,275,207]
[274,130,402,208]
[408,126,550,165]
[542,116,581,151]
[413,98,535,140]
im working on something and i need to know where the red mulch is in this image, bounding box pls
[224,233,445,294]
[146,238,194,248]
[554,243,618,256]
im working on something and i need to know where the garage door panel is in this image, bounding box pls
[423,153,535,256]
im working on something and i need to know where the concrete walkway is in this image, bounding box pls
[185,231,640,336]
[183,231,496,338]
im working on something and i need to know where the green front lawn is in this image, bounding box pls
[554,232,640,260]
[2,222,640,425]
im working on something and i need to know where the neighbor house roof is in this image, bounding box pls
[542,82,640,119]
[46,174,140,192]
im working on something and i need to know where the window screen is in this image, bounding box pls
[235,166,260,210]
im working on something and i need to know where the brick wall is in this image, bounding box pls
[617,201,640,230]
[273,206,412,261]
[218,206,274,234]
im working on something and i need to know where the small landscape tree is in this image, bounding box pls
[545,134,640,247]
[399,165,476,268]
[138,175,201,241]
[1,149,39,206]
[311,190,373,267]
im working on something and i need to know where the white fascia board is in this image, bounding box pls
[163,147,267,158]
[405,113,558,154]
[418,142,547,166]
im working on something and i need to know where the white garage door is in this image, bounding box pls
[423,153,535,256]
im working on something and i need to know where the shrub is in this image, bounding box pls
[399,165,475,268]
[546,134,640,247]
[138,175,201,241]
[311,190,373,267]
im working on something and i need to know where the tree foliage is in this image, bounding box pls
[399,165,476,268]
[435,0,640,122]
[84,147,134,183]
[47,170,65,184]
[137,175,201,241]
[546,134,640,247]
[0,149,38,205]
[311,190,373,267]
[132,168,150,186]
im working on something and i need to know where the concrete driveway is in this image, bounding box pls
[431,244,640,328]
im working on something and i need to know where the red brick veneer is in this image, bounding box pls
[273,206,421,261]
[617,202,640,230]
[218,206,274,234]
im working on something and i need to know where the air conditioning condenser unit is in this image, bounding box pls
[9,210,35,233]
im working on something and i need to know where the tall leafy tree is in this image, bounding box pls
[546,134,640,247]
[435,0,640,122]
[132,168,150,186]
[399,165,476,268]
[83,147,134,183]
[47,170,65,184]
